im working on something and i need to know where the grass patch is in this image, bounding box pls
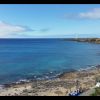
[91,87,100,96]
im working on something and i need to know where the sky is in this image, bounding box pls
[0,4,100,38]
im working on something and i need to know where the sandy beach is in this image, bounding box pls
[0,65,100,96]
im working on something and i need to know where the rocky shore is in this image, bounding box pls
[0,65,100,96]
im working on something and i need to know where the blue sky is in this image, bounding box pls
[0,4,100,38]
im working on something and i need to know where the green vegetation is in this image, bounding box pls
[91,87,100,96]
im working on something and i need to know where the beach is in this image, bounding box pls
[0,65,100,96]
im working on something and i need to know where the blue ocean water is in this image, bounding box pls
[0,39,100,84]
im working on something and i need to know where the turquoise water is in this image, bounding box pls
[0,39,100,84]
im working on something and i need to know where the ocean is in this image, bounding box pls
[0,39,100,85]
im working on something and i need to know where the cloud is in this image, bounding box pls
[79,8,100,19]
[0,21,51,38]
[64,8,100,20]
[39,28,50,32]
[0,21,34,37]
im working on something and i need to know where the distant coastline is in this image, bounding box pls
[63,38,100,44]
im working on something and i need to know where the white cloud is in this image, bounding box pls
[0,21,33,38]
[79,8,100,19]
[64,8,100,20]
[0,21,51,38]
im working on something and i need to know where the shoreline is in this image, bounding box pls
[0,65,100,96]
[0,65,97,88]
